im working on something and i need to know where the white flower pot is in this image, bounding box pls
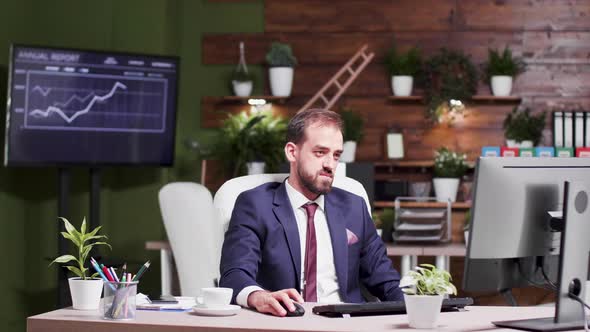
[391,75,413,96]
[506,139,533,148]
[269,67,293,97]
[246,161,266,175]
[464,230,470,244]
[404,294,444,329]
[433,178,460,203]
[340,141,357,163]
[232,80,253,97]
[68,277,103,310]
[491,75,513,97]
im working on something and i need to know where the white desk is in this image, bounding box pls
[146,241,466,295]
[28,304,565,332]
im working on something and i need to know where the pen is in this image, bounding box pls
[132,260,151,281]
[90,258,116,291]
[101,264,114,281]
[109,267,119,282]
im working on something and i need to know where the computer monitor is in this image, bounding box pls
[464,157,590,331]
[4,44,179,166]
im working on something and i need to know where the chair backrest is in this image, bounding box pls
[213,173,371,234]
[158,182,222,297]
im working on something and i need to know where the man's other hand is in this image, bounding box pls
[247,289,304,316]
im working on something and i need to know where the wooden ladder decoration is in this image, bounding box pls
[297,44,374,113]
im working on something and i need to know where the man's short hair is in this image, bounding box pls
[286,108,343,145]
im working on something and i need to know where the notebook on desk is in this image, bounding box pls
[312,297,473,317]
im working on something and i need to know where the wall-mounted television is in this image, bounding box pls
[4,44,179,166]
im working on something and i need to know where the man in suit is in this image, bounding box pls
[219,108,403,316]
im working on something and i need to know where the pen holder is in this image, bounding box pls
[103,281,138,320]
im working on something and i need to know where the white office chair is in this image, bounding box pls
[213,173,371,235]
[158,182,222,297]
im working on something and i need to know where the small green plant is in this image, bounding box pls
[216,110,287,177]
[401,264,457,296]
[503,108,546,145]
[340,108,364,143]
[50,217,111,280]
[482,47,526,81]
[433,147,468,178]
[422,48,478,122]
[463,208,472,231]
[231,68,254,82]
[265,42,297,67]
[385,45,422,76]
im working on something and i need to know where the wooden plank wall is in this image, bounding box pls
[202,0,590,161]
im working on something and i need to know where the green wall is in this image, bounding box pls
[0,1,263,331]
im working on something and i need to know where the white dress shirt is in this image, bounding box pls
[236,179,342,307]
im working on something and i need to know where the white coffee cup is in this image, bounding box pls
[197,287,233,308]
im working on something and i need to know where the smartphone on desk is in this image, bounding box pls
[148,294,179,304]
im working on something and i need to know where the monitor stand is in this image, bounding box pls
[493,317,587,332]
[494,182,590,332]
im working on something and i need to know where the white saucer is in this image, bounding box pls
[192,304,241,316]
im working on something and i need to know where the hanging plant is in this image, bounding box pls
[422,48,478,123]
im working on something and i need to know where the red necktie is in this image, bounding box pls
[303,202,318,302]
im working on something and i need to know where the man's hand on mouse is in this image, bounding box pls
[247,289,304,316]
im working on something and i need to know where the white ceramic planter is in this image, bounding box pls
[404,294,444,329]
[68,277,103,310]
[491,75,513,97]
[232,80,253,97]
[246,161,266,175]
[391,75,413,96]
[269,67,293,97]
[340,141,357,163]
[433,178,460,203]
[506,139,533,148]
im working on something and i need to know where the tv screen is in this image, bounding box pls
[4,45,179,166]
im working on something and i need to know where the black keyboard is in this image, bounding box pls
[312,297,473,317]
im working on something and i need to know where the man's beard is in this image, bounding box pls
[297,164,333,195]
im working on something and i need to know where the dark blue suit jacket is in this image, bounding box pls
[219,181,403,303]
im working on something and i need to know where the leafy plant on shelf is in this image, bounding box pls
[216,110,287,177]
[385,44,422,76]
[401,264,457,296]
[433,147,468,178]
[503,107,546,145]
[340,108,365,143]
[482,47,526,81]
[50,217,111,280]
[231,67,254,82]
[422,48,478,122]
[265,42,297,67]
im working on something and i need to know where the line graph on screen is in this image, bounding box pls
[24,71,168,133]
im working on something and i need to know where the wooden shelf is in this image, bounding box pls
[374,160,434,168]
[374,160,476,168]
[204,95,290,104]
[374,201,471,210]
[386,95,521,103]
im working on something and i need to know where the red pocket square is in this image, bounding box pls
[346,229,358,245]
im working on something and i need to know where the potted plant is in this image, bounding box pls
[339,108,364,163]
[463,208,472,244]
[422,48,478,123]
[50,217,111,310]
[231,42,254,97]
[401,264,457,329]
[503,107,546,148]
[375,208,395,243]
[266,42,297,97]
[216,110,287,177]
[432,147,468,203]
[385,45,422,96]
[482,47,525,97]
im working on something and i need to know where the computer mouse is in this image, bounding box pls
[280,301,305,317]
